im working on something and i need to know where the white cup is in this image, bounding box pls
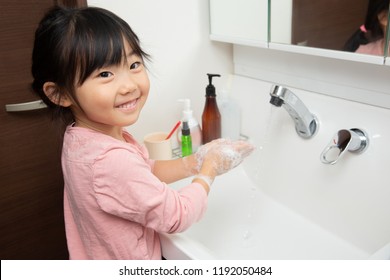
[143,132,172,160]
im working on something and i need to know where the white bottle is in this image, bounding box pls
[218,89,241,140]
[177,99,202,152]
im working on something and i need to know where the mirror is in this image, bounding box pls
[386,6,390,57]
[270,0,390,57]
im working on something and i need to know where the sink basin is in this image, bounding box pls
[162,165,371,259]
[161,77,390,260]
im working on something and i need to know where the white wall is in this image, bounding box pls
[88,0,233,141]
[234,45,390,109]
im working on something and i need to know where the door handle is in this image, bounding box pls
[5,100,47,112]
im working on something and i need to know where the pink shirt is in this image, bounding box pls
[355,39,386,56]
[62,126,207,259]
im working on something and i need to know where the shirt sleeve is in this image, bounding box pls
[92,147,208,233]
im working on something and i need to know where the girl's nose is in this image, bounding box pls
[119,73,137,95]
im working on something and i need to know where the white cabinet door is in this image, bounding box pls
[209,0,268,47]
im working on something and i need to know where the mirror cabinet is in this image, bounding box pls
[209,0,390,65]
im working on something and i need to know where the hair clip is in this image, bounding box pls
[360,24,367,33]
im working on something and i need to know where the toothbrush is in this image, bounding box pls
[165,121,181,140]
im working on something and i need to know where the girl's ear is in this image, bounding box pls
[378,10,388,29]
[43,82,72,107]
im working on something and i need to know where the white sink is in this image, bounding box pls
[163,165,371,259]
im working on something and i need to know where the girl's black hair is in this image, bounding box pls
[343,0,389,52]
[31,6,150,126]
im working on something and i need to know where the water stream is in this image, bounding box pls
[240,106,278,248]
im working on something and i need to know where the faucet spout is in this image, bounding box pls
[269,85,319,139]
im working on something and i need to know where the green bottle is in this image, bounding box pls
[181,121,192,157]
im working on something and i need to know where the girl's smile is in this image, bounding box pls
[115,97,139,111]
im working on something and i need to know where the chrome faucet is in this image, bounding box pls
[269,85,319,139]
[320,128,369,165]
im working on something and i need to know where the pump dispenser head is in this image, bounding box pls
[178,99,192,121]
[206,73,221,97]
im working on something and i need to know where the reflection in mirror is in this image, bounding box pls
[344,0,389,56]
[271,0,389,57]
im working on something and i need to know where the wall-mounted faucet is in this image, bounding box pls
[320,128,369,165]
[269,85,319,139]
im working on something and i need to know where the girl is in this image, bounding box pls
[343,0,389,55]
[31,6,254,259]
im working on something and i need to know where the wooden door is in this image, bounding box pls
[0,0,86,260]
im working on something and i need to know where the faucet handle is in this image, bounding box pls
[320,128,369,165]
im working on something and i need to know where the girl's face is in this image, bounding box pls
[71,41,150,140]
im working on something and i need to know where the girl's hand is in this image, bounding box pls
[195,139,255,177]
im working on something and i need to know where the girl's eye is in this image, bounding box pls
[130,61,142,70]
[98,71,113,78]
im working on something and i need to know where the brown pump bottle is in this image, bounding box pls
[202,74,221,144]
